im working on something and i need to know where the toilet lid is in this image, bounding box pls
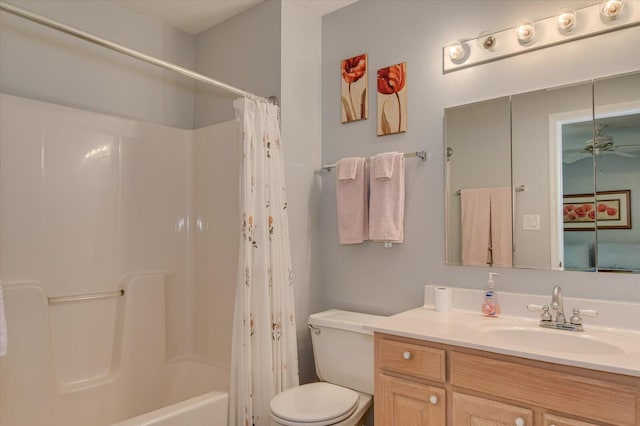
[270,382,359,425]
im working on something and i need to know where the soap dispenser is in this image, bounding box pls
[481,273,501,317]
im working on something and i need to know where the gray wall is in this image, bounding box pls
[194,0,281,127]
[0,0,195,129]
[319,0,640,317]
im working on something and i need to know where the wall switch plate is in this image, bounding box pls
[523,215,540,230]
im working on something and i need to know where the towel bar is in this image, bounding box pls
[48,289,125,304]
[321,150,428,172]
[455,185,526,195]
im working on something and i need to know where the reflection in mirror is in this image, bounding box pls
[593,72,640,273]
[445,97,512,267]
[561,119,598,271]
[445,71,639,273]
[514,82,594,271]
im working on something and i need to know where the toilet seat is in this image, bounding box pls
[270,382,359,426]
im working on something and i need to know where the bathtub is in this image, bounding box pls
[112,391,228,426]
[0,278,230,426]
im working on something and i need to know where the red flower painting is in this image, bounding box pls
[341,54,368,123]
[377,62,407,135]
[562,190,630,230]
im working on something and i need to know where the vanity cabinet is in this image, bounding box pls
[374,333,640,426]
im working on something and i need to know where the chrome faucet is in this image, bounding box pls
[550,285,565,324]
[526,285,599,332]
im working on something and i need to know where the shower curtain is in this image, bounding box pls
[229,98,299,426]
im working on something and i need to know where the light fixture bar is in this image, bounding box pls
[443,1,640,73]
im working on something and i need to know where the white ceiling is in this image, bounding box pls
[109,0,358,35]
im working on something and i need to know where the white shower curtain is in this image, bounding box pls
[229,97,299,426]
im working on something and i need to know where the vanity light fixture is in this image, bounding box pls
[600,0,625,19]
[477,31,497,50]
[556,9,577,33]
[446,41,469,63]
[443,1,640,73]
[515,21,536,44]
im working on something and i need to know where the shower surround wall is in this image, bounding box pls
[0,94,237,425]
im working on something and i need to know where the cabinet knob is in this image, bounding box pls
[514,417,525,426]
[429,395,438,405]
[402,351,412,360]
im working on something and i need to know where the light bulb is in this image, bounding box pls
[556,9,577,33]
[515,22,536,45]
[600,0,625,18]
[477,31,497,50]
[447,41,468,63]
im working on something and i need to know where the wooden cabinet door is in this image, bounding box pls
[377,374,445,426]
[542,413,599,426]
[452,393,533,426]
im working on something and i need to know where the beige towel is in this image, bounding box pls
[490,187,513,268]
[461,188,492,266]
[460,187,513,267]
[369,152,405,242]
[336,158,368,244]
[0,281,6,357]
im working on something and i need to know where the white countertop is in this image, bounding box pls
[365,294,640,378]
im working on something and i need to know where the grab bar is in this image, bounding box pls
[48,289,125,304]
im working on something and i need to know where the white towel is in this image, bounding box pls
[369,152,405,243]
[0,281,7,357]
[336,158,368,244]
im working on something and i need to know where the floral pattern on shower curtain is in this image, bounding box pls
[229,97,299,426]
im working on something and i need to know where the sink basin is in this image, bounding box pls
[481,326,627,356]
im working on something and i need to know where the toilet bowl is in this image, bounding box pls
[270,382,371,426]
[269,310,384,426]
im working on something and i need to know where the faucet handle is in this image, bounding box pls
[569,308,598,325]
[527,304,552,321]
[526,303,544,311]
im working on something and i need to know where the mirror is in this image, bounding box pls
[445,97,511,267]
[445,71,640,273]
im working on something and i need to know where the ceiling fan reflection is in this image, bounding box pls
[563,124,639,164]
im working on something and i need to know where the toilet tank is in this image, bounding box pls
[308,309,385,395]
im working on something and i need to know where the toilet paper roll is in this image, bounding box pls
[434,287,452,312]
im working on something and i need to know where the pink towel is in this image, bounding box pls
[336,158,368,244]
[0,281,6,357]
[373,151,397,180]
[369,152,404,243]
[461,188,492,266]
[337,157,358,181]
[460,187,513,267]
[490,187,513,268]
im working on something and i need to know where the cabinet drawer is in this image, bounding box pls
[378,338,446,383]
[450,351,637,426]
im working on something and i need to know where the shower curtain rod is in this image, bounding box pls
[0,1,276,105]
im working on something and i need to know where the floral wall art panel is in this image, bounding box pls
[563,190,631,230]
[341,53,368,123]
[377,62,407,136]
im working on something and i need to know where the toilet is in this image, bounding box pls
[270,309,385,426]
